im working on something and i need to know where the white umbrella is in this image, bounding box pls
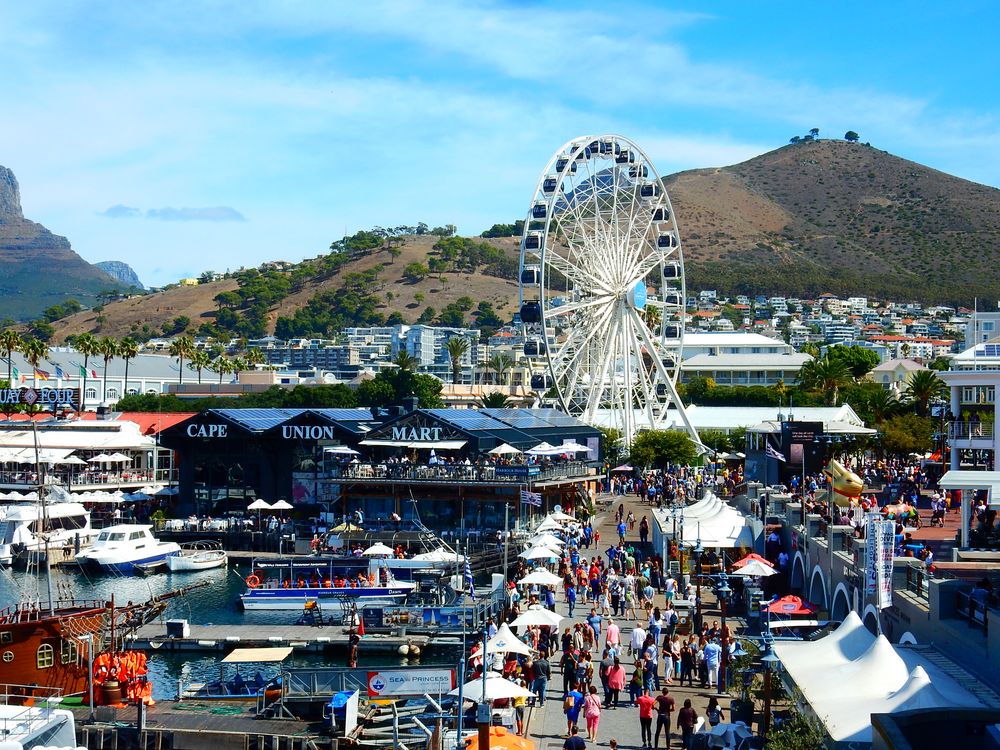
[518,569,564,587]
[488,443,522,455]
[555,441,590,453]
[448,673,534,703]
[731,560,779,578]
[510,606,562,629]
[248,499,273,510]
[535,518,565,532]
[324,445,361,455]
[106,452,132,463]
[412,547,462,562]
[546,511,577,523]
[527,532,564,548]
[270,499,294,511]
[362,542,395,557]
[519,544,561,560]
[88,454,112,464]
[483,623,533,656]
[59,456,88,466]
[525,442,556,455]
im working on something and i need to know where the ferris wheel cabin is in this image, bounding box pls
[542,177,559,194]
[640,182,661,198]
[523,340,547,357]
[520,264,541,285]
[520,301,542,324]
[523,232,542,251]
[555,157,578,173]
[652,206,671,222]
[531,201,548,219]
[663,262,681,278]
[657,233,678,249]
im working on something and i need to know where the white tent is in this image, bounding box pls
[510,607,562,629]
[773,612,989,745]
[362,543,395,557]
[519,545,560,560]
[482,623,533,656]
[448,673,534,703]
[488,443,522,455]
[730,560,777,577]
[518,569,563,587]
[527,533,564,549]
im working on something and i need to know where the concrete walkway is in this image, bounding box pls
[522,491,739,750]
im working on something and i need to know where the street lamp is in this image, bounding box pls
[693,528,704,633]
[716,566,732,694]
[761,646,781,739]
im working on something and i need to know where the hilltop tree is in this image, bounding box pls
[809,128,819,139]
[844,130,860,142]
[403,262,429,283]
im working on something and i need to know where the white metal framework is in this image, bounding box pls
[517,135,699,446]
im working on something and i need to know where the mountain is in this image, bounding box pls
[0,166,119,321]
[95,260,144,289]
[42,140,1000,340]
[668,139,1000,304]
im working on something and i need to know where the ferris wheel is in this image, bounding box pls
[517,134,700,447]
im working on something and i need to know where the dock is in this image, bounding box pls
[130,623,432,653]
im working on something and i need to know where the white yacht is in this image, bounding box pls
[0,702,81,750]
[0,502,97,566]
[75,523,181,574]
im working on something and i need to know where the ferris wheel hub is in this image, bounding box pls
[628,280,648,310]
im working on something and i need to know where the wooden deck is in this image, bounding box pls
[130,623,431,653]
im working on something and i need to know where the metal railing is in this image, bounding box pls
[326,461,592,484]
[955,590,990,633]
[905,566,928,600]
[0,684,64,737]
[949,422,994,440]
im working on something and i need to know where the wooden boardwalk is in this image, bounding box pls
[130,623,431,653]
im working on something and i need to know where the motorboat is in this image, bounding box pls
[166,540,228,572]
[240,557,416,611]
[0,501,98,566]
[0,702,80,750]
[179,646,288,703]
[74,523,181,573]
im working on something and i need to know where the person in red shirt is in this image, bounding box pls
[636,688,656,748]
[676,698,698,750]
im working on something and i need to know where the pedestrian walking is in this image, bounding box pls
[564,681,584,735]
[584,686,602,741]
[676,699,698,750]
[563,725,586,750]
[636,688,655,748]
[706,696,725,727]
[653,687,675,750]
[606,656,626,708]
[533,650,550,706]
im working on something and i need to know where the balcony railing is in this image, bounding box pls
[0,469,176,488]
[949,422,994,440]
[325,461,592,484]
[955,590,991,633]
[905,566,929,600]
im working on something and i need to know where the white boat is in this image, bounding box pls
[74,523,181,574]
[0,701,80,750]
[0,501,98,566]
[166,540,228,572]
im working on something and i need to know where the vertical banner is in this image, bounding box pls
[876,520,895,610]
[865,512,880,596]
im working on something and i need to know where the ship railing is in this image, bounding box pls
[0,599,107,622]
[0,684,65,733]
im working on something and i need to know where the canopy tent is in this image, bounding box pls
[731,560,778,577]
[773,612,990,746]
[510,607,562,629]
[767,595,817,616]
[518,569,563,587]
[611,464,633,472]
[362,542,395,557]
[664,491,756,548]
[482,623,533,656]
[222,647,293,663]
[526,533,564,549]
[488,443,522,455]
[518,545,561,560]
[449,673,534,703]
[324,445,361,456]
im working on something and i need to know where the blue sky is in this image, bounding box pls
[2,1,998,288]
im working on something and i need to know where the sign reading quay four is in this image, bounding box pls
[0,388,79,407]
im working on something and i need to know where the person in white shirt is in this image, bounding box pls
[664,575,676,603]
[630,623,647,656]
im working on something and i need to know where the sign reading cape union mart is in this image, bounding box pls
[0,388,79,408]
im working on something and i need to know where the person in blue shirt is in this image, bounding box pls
[617,521,627,543]
[587,608,603,641]
[702,638,722,690]
[566,584,577,617]
[546,586,557,611]
[565,683,585,735]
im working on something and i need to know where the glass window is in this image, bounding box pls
[60,639,77,665]
[37,643,54,669]
[85,388,98,399]
[130,531,146,540]
[106,388,119,399]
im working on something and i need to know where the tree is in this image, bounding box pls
[387,246,402,263]
[862,386,902,426]
[0,330,23,388]
[597,426,625,465]
[826,344,880,380]
[844,130,860,142]
[928,357,951,371]
[809,127,819,139]
[21,337,47,387]
[189,349,211,384]
[479,391,512,408]
[97,336,118,403]
[169,336,195,384]
[402,262,429,282]
[445,337,470,384]
[764,713,826,750]
[29,320,55,342]
[118,337,139,397]
[245,348,266,367]
[75,332,98,407]
[394,351,419,372]
[629,430,698,469]
[902,369,947,416]
[798,355,852,405]
[488,353,514,385]
[879,413,934,457]
[210,357,232,384]
[789,136,802,144]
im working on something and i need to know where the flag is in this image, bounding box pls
[765,440,786,462]
[520,489,542,507]
[34,369,50,381]
[464,558,476,600]
[356,614,365,637]
[11,366,18,381]
[79,365,97,378]
[55,365,65,379]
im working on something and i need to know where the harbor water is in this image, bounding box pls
[0,562,460,700]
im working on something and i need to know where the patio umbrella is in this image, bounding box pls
[247,499,272,510]
[518,544,561,560]
[611,465,634,472]
[324,445,361,455]
[488,443,522,455]
[730,560,778,578]
[535,518,565,532]
[270,499,294,511]
[518,569,564,587]
[527,533,564,549]
[766,595,817,615]
[482,623,533,656]
[362,542,395,557]
[555,441,590,453]
[510,606,562,629]
[106,452,132,463]
[448,673,534,703]
[733,553,774,568]
[58,456,88,466]
[525,442,556,455]
[546,511,577,523]
[88,454,112,464]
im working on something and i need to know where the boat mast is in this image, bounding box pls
[31,417,55,616]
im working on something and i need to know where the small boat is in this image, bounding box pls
[74,523,181,574]
[0,701,81,750]
[180,646,288,703]
[166,540,228,572]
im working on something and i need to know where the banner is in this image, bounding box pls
[366,669,455,697]
[875,519,895,609]
[864,512,880,597]
[0,387,79,409]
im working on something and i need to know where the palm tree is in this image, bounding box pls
[245,347,266,368]
[0,329,22,386]
[394,351,419,372]
[479,391,512,408]
[210,357,232,385]
[118,337,139,397]
[21,337,47,387]
[487,353,514,386]
[798,355,851,406]
[169,336,195,384]
[903,370,948,417]
[189,349,211,384]
[867,387,901,425]
[445,337,470,384]
[97,337,118,404]
[75,332,98,406]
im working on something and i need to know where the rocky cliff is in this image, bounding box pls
[0,165,118,321]
[94,260,144,289]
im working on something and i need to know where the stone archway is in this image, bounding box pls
[862,604,881,635]
[831,583,851,621]
[808,567,828,610]
[898,631,918,645]
[791,552,805,592]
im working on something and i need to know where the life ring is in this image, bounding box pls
[246,575,261,589]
